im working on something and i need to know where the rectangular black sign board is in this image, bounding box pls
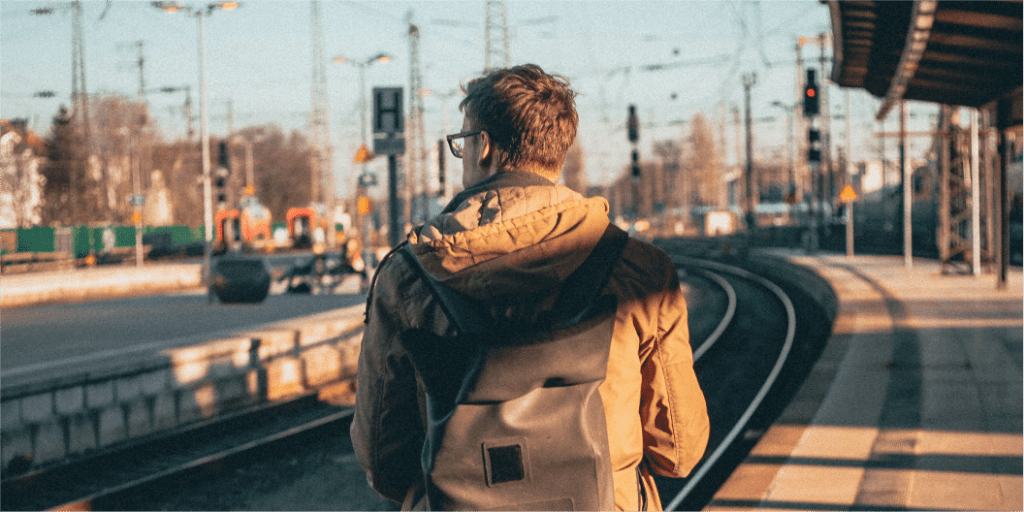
[373,87,404,135]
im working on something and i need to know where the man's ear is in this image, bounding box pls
[477,130,492,168]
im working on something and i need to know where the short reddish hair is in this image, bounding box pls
[460,64,578,176]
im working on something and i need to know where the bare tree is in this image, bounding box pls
[241,125,313,223]
[653,140,682,214]
[688,112,723,207]
[1,120,47,228]
[91,95,150,224]
[41,106,100,225]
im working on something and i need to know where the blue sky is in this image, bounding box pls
[3,1,927,192]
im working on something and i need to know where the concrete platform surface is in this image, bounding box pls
[1,263,203,308]
[707,253,1022,511]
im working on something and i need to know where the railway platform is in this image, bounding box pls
[706,251,1023,511]
[0,262,203,308]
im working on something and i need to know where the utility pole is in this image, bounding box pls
[123,38,147,266]
[484,0,510,73]
[406,12,428,225]
[900,100,912,268]
[119,40,147,102]
[627,105,640,219]
[803,67,821,252]
[32,0,96,224]
[309,0,332,214]
[819,34,834,226]
[795,38,805,208]
[742,72,757,231]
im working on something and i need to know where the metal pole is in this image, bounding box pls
[795,39,804,206]
[939,105,951,266]
[900,100,912,268]
[358,62,370,260]
[998,131,1009,289]
[846,200,854,258]
[132,132,143,267]
[984,110,996,272]
[787,107,795,202]
[359,63,367,159]
[245,141,254,190]
[970,108,981,276]
[388,153,401,248]
[820,35,833,224]
[198,11,213,284]
[743,73,756,230]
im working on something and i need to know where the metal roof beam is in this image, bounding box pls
[877,0,938,121]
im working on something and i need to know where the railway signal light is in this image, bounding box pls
[627,104,639,143]
[631,149,640,180]
[217,140,231,171]
[803,69,819,117]
[808,127,821,163]
[215,167,229,204]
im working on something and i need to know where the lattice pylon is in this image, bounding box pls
[309,0,333,205]
[484,1,509,73]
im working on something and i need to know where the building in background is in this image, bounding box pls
[1,119,46,229]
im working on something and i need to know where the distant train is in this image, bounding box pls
[214,196,272,254]
[286,205,330,253]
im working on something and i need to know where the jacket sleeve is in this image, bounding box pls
[639,251,710,478]
[350,258,425,503]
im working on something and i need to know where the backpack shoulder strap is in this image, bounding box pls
[547,223,629,326]
[363,241,407,325]
[398,245,489,335]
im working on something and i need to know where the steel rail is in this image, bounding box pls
[681,267,737,363]
[48,408,354,511]
[665,257,797,511]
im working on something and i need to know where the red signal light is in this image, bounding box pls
[806,88,816,98]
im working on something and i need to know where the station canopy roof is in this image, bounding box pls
[828,0,1022,127]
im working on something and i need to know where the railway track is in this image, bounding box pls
[0,391,363,511]
[661,257,797,511]
[3,246,834,511]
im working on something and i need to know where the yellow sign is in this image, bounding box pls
[357,196,373,215]
[840,184,858,202]
[354,144,374,164]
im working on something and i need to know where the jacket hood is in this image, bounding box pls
[407,171,611,315]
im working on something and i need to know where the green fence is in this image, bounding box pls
[1,225,205,259]
[14,226,56,253]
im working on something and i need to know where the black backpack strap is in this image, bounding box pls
[547,223,629,326]
[363,241,408,325]
[398,245,491,335]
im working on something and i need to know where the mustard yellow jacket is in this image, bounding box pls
[352,171,709,510]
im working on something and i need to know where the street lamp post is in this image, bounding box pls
[333,52,390,261]
[333,53,391,161]
[742,72,758,231]
[154,1,238,288]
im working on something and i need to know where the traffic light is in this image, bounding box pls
[218,140,231,171]
[627,104,639,143]
[631,149,640,180]
[215,168,229,204]
[803,69,819,117]
[808,128,821,163]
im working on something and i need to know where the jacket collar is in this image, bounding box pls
[440,170,556,215]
